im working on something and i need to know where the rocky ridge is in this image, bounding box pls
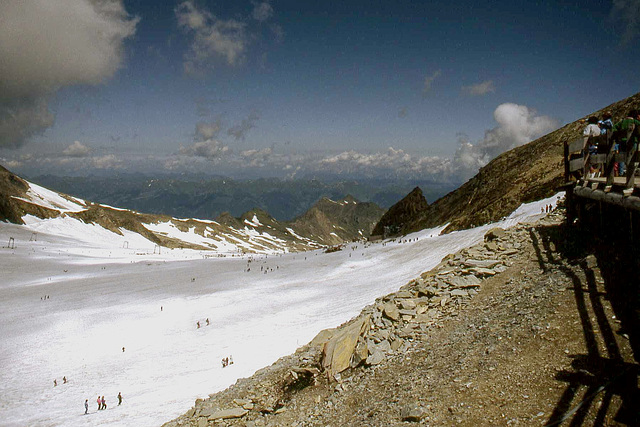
[165,203,637,426]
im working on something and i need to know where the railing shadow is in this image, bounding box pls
[529,222,639,426]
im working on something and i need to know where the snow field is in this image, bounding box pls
[0,193,562,426]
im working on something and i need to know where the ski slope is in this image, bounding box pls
[0,194,561,426]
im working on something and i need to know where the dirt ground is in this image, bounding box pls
[166,209,640,426]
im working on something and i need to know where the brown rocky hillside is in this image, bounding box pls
[379,92,640,235]
[288,195,385,245]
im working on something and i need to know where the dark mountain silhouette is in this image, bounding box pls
[370,187,429,237]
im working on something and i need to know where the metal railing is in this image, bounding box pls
[565,128,639,195]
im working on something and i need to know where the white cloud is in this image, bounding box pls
[240,147,273,166]
[196,121,222,140]
[453,103,558,179]
[252,2,274,22]
[92,154,120,169]
[3,159,23,169]
[0,0,138,147]
[611,0,640,43]
[318,147,451,179]
[422,70,442,94]
[63,141,91,157]
[228,112,259,141]
[176,1,248,73]
[462,80,496,96]
[179,140,231,160]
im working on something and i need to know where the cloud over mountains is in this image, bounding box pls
[453,103,558,180]
[2,101,558,185]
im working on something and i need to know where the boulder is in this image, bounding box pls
[467,267,496,276]
[366,348,385,365]
[463,259,502,269]
[451,289,469,297]
[399,309,416,317]
[205,408,248,420]
[382,303,400,321]
[400,405,424,422]
[350,340,368,368]
[485,227,506,241]
[416,285,438,297]
[322,316,370,375]
[395,290,414,298]
[376,339,392,353]
[399,299,417,310]
[390,338,403,351]
[485,241,499,252]
[447,275,480,289]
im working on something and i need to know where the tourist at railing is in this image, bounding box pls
[583,116,601,152]
[612,109,640,176]
[583,116,601,177]
[599,111,613,135]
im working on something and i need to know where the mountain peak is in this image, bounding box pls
[370,186,429,237]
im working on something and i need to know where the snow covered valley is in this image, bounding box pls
[0,194,560,426]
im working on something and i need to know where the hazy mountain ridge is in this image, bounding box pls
[0,165,384,253]
[27,174,454,221]
[377,91,640,235]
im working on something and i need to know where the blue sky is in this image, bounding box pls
[1,0,639,182]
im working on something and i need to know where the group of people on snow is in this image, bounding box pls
[83,392,122,414]
[196,318,211,328]
[52,376,67,387]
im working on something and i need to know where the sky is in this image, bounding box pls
[0,0,639,183]
[0,175,561,426]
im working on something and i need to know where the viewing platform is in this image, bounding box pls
[564,129,640,233]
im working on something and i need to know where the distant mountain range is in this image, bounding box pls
[27,174,455,221]
[0,164,384,253]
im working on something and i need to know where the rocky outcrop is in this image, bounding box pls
[288,195,385,245]
[370,187,429,238]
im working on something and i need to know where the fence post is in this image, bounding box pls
[564,140,575,226]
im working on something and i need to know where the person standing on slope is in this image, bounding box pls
[117,392,122,405]
[84,399,88,414]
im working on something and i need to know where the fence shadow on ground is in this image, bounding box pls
[530,223,639,426]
